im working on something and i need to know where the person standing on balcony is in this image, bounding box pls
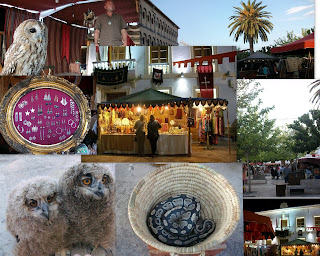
[94,0,128,46]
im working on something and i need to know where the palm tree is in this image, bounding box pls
[229,0,273,55]
[310,80,320,109]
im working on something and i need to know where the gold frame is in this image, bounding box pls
[0,76,91,154]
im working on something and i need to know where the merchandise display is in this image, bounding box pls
[0,76,91,154]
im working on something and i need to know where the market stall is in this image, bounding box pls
[270,33,314,79]
[280,239,320,256]
[244,210,275,256]
[237,52,279,79]
[97,88,229,156]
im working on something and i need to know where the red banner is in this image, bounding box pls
[197,66,213,98]
[61,24,70,63]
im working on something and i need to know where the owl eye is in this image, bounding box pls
[82,177,92,186]
[29,28,36,33]
[47,195,54,203]
[29,200,38,208]
[102,176,109,184]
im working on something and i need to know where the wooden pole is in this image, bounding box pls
[227,108,231,154]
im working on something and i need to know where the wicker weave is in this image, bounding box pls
[128,163,240,254]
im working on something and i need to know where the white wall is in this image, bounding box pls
[257,205,320,244]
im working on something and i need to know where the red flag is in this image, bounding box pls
[197,66,214,98]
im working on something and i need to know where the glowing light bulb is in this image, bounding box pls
[137,106,142,112]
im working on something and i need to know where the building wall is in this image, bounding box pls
[139,0,179,46]
[95,46,237,125]
[257,205,320,244]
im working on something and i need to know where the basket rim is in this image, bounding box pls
[128,163,240,254]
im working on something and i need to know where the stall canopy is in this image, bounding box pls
[271,33,314,55]
[298,157,320,166]
[1,0,139,25]
[244,210,275,241]
[283,239,311,246]
[99,88,229,108]
[51,0,139,26]
[238,52,279,62]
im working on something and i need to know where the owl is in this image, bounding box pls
[6,176,68,256]
[59,163,116,254]
[1,19,48,76]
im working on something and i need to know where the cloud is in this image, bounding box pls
[287,17,305,21]
[286,4,314,15]
[304,10,315,16]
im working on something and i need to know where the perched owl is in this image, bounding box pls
[6,176,68,256]
[59,164,116,253]
[1,19,48,76]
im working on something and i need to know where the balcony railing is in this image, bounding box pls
[93,59,136,71]
[149,63,170,74]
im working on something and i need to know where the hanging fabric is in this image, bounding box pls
[197,66,214,98]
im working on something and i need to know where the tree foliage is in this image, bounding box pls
[237,80,277,162]
[288,110,320,154]
[259,27,314,54]
[229,0,273,54]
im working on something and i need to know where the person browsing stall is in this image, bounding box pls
[94,0,128,46]
[147,115,161,157]
[134,115,146,157]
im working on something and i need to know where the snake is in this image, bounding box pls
[147,194,216,247]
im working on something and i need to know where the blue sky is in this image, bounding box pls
[151,0,315,51]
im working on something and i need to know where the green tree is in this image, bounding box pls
[273,31,300,47]
[237,80,277,192]
[229,0,273,55]
[288,110,320,155]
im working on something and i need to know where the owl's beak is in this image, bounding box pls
[41,203,49,220]
[94,181,105,198]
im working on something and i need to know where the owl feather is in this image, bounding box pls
[6,176,68,256]
[1,19,48,76]
[59,163,116,252]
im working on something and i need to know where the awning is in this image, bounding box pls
[283,239,312,246]
[238,52,278,62]
[271,33,314,55]
[173,51,237,68]
[0,0,76,12]
[244,210,275,241]
[98,88,228,109]
[298,157,320,166]
[1,0,139,26]
[51,0,139,26]
[306,227,320,232]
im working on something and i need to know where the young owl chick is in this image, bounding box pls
[1,19,48,76]
[59,163,116,253]
[6,176,68,256]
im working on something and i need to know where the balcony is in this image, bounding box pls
[93,59,136,71]
[148,63,170,74]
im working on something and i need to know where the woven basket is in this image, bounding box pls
[128,163,240,254]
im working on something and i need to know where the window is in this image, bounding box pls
[296,217,305,228]
[150,46,168,63]
[193,46,213,58]
[281,219,288,228]
[315,216,320,226]
[112,47,126,60]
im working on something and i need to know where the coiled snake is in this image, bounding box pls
[147,194,215,247]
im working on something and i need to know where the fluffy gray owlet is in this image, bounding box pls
[59,163,116,253]
[6,176,68,256]
[1,19,48,76]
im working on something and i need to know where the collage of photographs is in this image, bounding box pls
[0,0,317,255]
